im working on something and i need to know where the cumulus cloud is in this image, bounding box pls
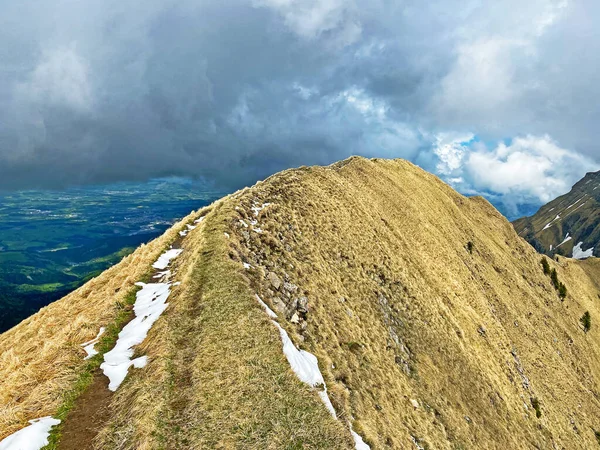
[432,132,475,175]
[0,0,597,218]
[467,136,585,200]
[458,135,598,217]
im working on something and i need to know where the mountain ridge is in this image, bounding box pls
[513,170,600,259]
[1,156,600,449]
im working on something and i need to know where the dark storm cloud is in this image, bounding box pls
[0,0,598,214]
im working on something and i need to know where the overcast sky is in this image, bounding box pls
[0,0,598,218]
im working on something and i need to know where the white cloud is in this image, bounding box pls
[465,135,598,204]
[253,0,361,46]
[16,45,93,112]
[432,132,475,175]
[433,0,571,133]
[339,87,387,120]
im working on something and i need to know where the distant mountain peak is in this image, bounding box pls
[513,171,600,259]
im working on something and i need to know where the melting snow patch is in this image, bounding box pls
[153,270,171,280]
[239,219,249,228]
[101,282,172,391]
[152,249,183,270]
[352,430,370,450]
[542,215,561,231]
[572,242,594,260]
[567,198,584,209]
[255,293,370,449]
[81,327,106,360]
[243,262,252,269]
[194,216,205,224]
[179,224,197,237]
[272,321,325,386]
[255,294,277,318]
[411,436,425,450]
[251,202,271,216]
[0,417,61,450]
[101,248,182,391]
[557,234,572,248]
[319,391,338,418]
[252,227,263,233]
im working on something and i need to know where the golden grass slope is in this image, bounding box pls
[218,157,600,449]
[0,209,200,439]
[2,156,600,449]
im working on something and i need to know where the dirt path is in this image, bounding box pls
[57,236,187,449]
[57,370,114,450]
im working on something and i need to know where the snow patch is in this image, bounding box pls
[319,391,337,418]
[178,223,197,237]
[411,436,425,450]
[153,270,171,280]
[0,417,61,450]
[272,321,325,386]
[243,262,252,269]
[81,327,105,360]
[152,249,183,270]
[101,282,173,391]
[567,198,584,209]
[194,216,205,224]
[224,232,230,238]
[239,219,249,228]
[557,234,572,248]
[572,242,594,260]
[255,294,278,318]
[542,214,561,231]
[352,430,371,450]
[101,248,182,391]
[251,202,271,216]
[255,293,370,449]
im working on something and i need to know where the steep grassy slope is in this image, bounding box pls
[514,170,600,258]
[1,157,600,449]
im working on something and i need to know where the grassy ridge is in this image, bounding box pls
[94,202,353,449]
[42,285,141,449]
[3,157,600,449]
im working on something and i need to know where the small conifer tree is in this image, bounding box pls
[550,268,560,290]
[541,258,550,275]
[558,282,567,300]
[580,311,591,333]
[530,397,542,418]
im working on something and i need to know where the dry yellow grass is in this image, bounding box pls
[93,199,352,449]
[0,209,200,440]
[2,156,600,449]
[218,157,600,449]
